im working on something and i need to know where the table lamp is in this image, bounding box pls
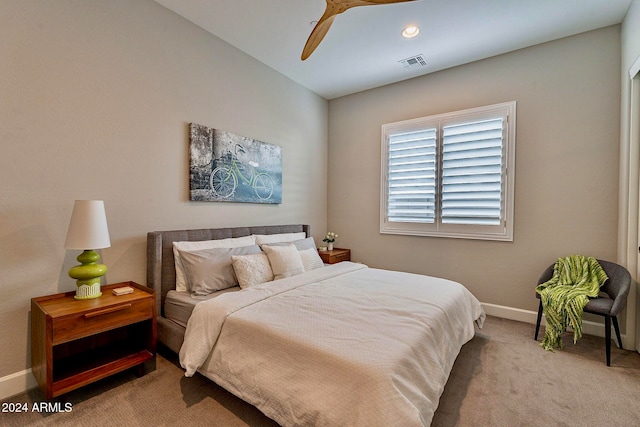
[64,200,111,299]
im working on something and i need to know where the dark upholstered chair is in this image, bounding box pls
[534,259,631,366]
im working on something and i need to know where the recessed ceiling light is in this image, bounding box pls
[402,25,420,39]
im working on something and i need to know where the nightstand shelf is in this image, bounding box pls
[31,282,156,399]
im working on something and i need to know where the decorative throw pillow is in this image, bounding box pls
[299,247,325,271]
[231,253,274,288]
[179,245,261,296]
[262,244,305,279]
[173,235,256,292]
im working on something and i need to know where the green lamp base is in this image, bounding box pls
[68,250,107,300]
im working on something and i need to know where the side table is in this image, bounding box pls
[318,248,351,264]
[31,281,156,399]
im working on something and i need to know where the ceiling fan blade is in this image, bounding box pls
[302,14,337,60]
[347,0,417,5]
[326,0,417,12]
[301,0,418,61]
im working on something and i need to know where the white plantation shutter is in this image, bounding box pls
[381,102,515,241]
[441,118,504,225]
[387,128,437,223]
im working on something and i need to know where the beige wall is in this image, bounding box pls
[328,27,621,313]
[0,0,328,377]
[620,0,640,349]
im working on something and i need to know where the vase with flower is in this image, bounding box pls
[323,231,338,251]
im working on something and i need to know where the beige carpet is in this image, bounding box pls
[3,316,640,426]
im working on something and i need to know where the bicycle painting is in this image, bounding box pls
[189,123,282,204]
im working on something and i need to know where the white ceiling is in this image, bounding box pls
[153,0,632,100]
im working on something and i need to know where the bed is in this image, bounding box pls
[147,224,485,426]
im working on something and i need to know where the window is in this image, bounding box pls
[380,101,516,241]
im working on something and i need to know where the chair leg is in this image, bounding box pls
[612,316,623,349]
[534,300,543,341]
[605,315,611,367]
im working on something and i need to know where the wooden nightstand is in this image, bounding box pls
[31,282,156,399]
[318,248,351,264]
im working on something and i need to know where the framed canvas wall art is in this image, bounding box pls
[189,123,282,204]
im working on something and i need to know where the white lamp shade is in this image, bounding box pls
[64,200,111,250]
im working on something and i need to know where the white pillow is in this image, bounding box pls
[262,244,305,279]
[179,245,261,296]
[253,232,306,245]
[231,253,274,289]
[261,238,323,272]
[173,235,256,292]
[299,247,324,271]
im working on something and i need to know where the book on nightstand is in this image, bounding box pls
[112,286,135,296]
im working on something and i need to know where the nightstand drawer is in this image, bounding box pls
[331,251,350,262]
[53,298,153,344]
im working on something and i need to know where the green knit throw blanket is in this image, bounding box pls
[535,255,608,351]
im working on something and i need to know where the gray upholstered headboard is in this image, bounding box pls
[146,224,310,316]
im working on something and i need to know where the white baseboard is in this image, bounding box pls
[0,303,629,400]
[482,302,541,325]
[481,302,627,345]
[0,368,37,401]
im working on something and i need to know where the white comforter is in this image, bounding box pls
[180,262,485,426]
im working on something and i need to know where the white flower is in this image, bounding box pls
[323,231,338,243]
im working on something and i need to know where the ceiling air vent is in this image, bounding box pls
[399,55,427,70]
